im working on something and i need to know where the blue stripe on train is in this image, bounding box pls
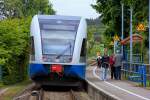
[29,63,86,79]
[29,64,48,77]
[64,65,86,79]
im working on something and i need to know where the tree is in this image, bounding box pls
[87,18,106,56]
[0,0,55,18]
[0,0,55,84]
[92,0,148,43]
[0,18,31,84]
[92,0,149,63]
[22,0,55,16]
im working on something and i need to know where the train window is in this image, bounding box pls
[38,19,80,63]
[42,39,74,55]
[42,25,76,31]
[30,36,35,61]
[80,39,86,63]
[40,28,76,56]
[41,30,76,40]
[39,19,79,32]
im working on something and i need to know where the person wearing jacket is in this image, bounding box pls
[101,48,109,81]
[114,50,123,80]
[96,52,102,68]
[109,54,115,79]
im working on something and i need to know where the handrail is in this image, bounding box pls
[122,62,150,66]
[122,62,150,76]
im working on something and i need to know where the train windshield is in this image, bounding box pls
[39,19,79,63]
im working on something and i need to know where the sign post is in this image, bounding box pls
[136,23,145,31]
[149,0,150,64]
[113,35,120,54]
[121,3,124,55]
[130,7,133,65]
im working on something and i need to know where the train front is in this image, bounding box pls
[29,15,87,86]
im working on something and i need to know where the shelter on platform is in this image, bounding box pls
[120,34,143,63]
[120,34,143,45]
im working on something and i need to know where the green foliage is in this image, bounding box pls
[92,0,123,37]
[87,25,95,55]
[0,0,24,17]
[0,18,31,84]
[0,0,55,84]
[0,0,55,18]
[22,0,55,16]
[92,0,148,38]
[87,19,106,57]
[0,80,31,99]
[93,0,149,62]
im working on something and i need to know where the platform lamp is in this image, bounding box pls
[121,2,124,56]
[129,7,133,65]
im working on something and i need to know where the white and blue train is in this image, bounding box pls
[29,15,87,86]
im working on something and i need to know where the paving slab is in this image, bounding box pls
[86,66,150,100]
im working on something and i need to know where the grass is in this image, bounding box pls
[142,80,150,89]
[0,80,31,100]
[0,82,6,88]
[138,81,150,90]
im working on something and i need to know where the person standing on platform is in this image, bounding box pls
[101,48,109,81]
[114,50,123,80]
[96,52,102,68]
[109,54,115,79]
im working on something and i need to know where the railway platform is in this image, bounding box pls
[86,66,150,100]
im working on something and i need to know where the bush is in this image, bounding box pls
[0,17,31,84]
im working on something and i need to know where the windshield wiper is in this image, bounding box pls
[56,42,72,59]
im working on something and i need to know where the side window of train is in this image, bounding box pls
[30,36,35,61]
[80,39,86,62]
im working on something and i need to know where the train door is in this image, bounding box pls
[80,38,86,63]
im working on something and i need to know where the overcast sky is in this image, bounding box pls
[50,0,99,19]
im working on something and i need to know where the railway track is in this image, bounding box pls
[13,59,96,100]
[14,86,90,100]
[43,90,74,100]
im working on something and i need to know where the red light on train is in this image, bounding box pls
[51,64,63,73]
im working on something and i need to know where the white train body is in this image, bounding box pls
[29,15,87,85]
[30,15,86,65]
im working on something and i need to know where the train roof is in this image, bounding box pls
[36,15,81,20]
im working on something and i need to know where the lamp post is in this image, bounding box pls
[130,7,133,64]
[121,3,124,55]
[149,0,150,64]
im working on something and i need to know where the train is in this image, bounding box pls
[29,15,87,86]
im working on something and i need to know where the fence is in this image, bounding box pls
[122,62,150,87]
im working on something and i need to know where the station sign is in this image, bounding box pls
[136,23,145,31]
[113,35,120,41]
